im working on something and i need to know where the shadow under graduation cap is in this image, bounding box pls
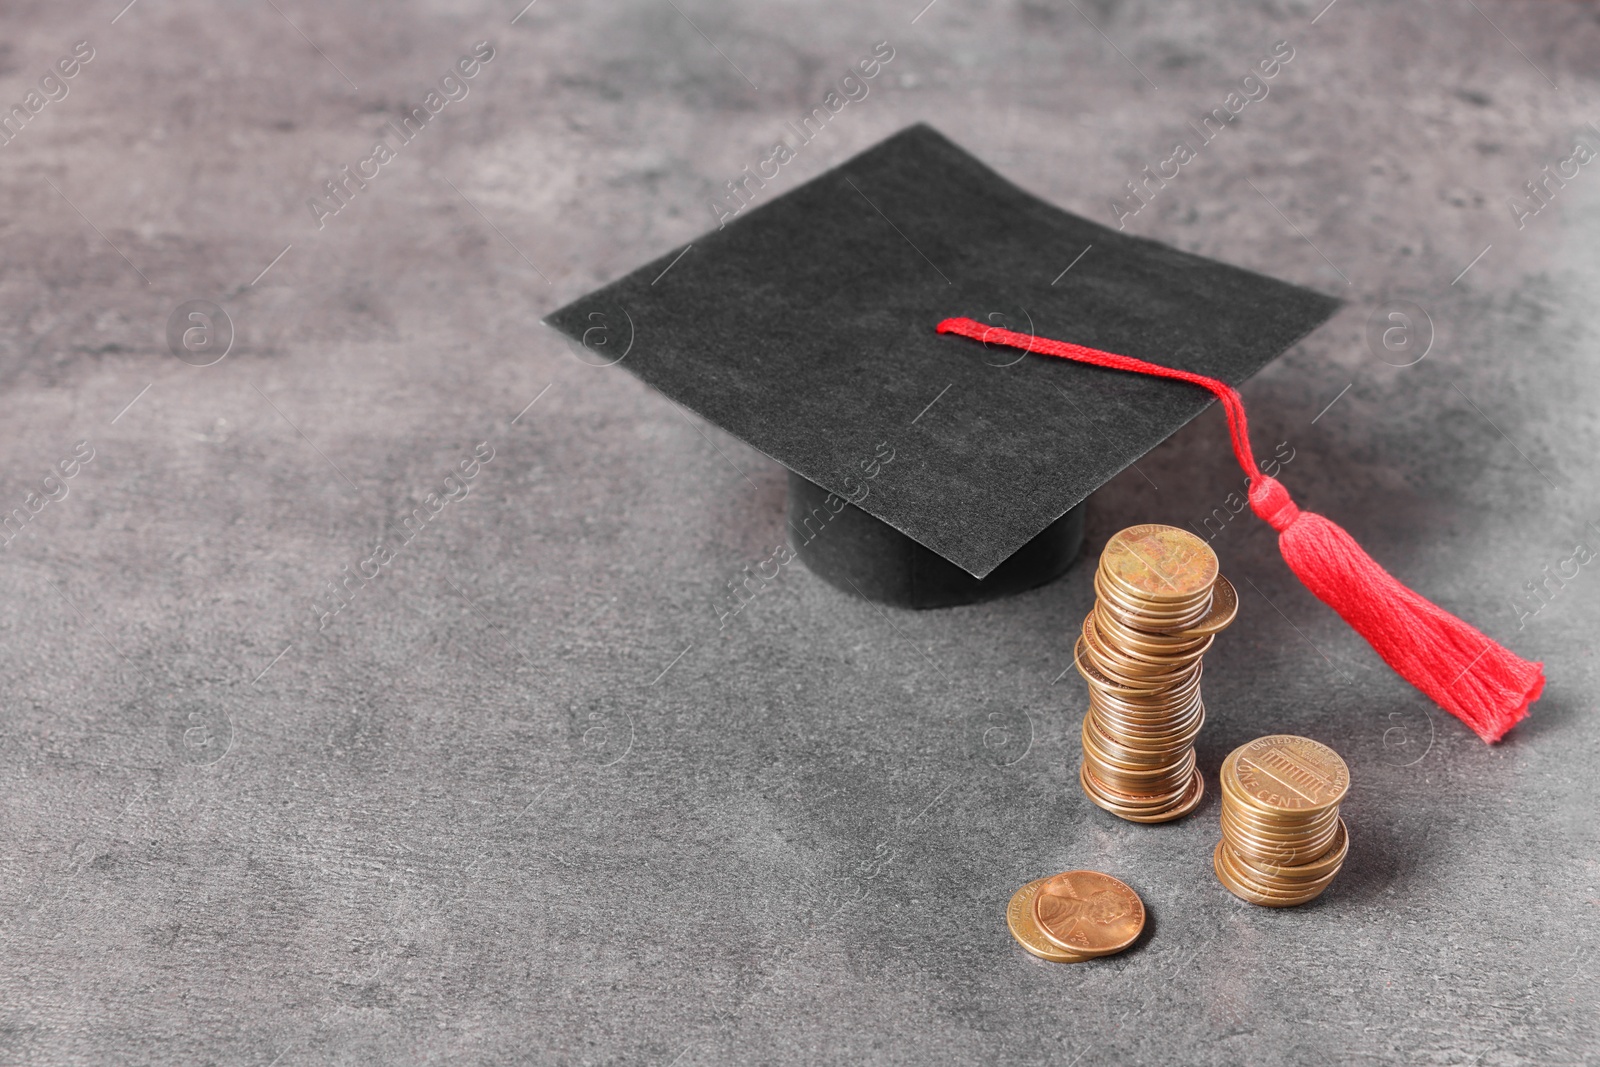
[544,123,1339,609]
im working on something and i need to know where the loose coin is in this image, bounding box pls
[1007,878,1093,963]
[1031,870,1146,957]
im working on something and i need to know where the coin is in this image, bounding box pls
[1220,804,1339,843]
[1245,820,1349,881]
[1084,759,1196,802]
[1081,618,1191,687]
[1224,735,1350,814]
[1213,841,1331,907]
[1100,525,1218,602]
[1074,639,1175,698]
[1214,841,1338,905]
[1173,575,1238,637]
[1220,814,1340,866]
[1031,870,1145,957]
[1082,763,1204,823]
[1007,878,1093,963]
[1093,577,1214,632]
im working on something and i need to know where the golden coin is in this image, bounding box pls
[1007,878,1093,963]
[1172,575,1238,637]
[1100,525,1218,602]
[1223,735,1350,815]
[1032,870,1145,956]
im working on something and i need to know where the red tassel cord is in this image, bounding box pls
[936,316,1545,743]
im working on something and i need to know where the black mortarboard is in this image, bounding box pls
[545,124,1339,609]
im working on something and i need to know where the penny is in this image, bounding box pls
[1083,764,1205,823]
[1222,799,1337,844]
[1094,587,1211,632]
[1215,840,1338,904]
[1100,524,1218,602]
[1220,805,1339,846]
[1085,721,1203,770]
[1090,696,1205,736]
[1225,735,1350,814]
[1079,632,1178,691]
[1074,639,1176,698]
[1213,841,1329,907]
[1239,821,1350,881]
[1172,575,1238,637]
[1084,756,1196,801]
[1084,777,1195,817]
[1007,878,1093,963]
[1090,705,1205,742]
[1221,817,1340,867]
[1031,870,1145,957]
[1081,617,1194,681]
[1095,605,1214,650]
[1089,610,1210,658]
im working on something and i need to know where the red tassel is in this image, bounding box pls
[935,316,1544,743]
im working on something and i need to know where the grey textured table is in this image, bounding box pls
[3,2,1597,1064]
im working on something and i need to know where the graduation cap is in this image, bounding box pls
[546,123,1542,743]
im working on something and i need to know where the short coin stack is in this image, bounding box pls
[1215,734,1351,907]
[1006,870,1145,963]
[1076,524,1236,823]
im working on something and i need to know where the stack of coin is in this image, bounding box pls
[1215,734,1351,907]
[1006,870,1145,963]
[1075,524,1236,823]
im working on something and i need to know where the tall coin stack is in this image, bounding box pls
[1215,735,1351,907]
[1076,524,1236,823]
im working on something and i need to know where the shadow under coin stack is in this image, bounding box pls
[1215,735,1351,907]
[1076,524,1237,823]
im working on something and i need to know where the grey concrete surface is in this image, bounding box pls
[1,1,1598,1064]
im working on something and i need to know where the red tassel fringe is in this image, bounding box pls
[935,316,1544,743]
